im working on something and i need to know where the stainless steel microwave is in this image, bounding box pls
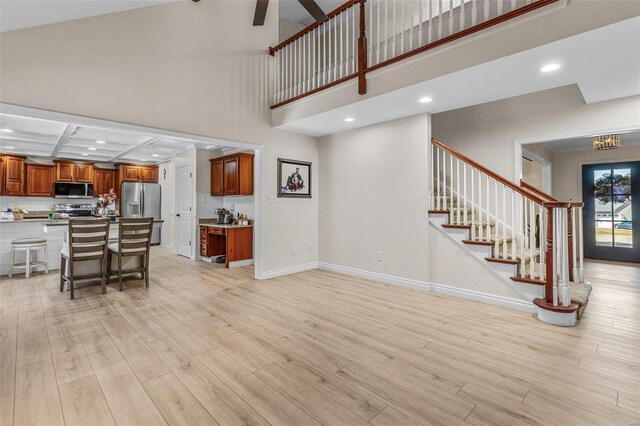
[54,182,94,198]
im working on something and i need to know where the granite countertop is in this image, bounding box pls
[41,218,165,226]
[199,218,253,229]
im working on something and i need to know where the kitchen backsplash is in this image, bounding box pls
[0,196,97,212]
[223,196,254,219]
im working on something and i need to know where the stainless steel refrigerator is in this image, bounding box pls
[121,182,161,245]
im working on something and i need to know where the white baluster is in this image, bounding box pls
[529,198,535,279]
[470,167,475,239]
[578,206,584,283]
[571,206,577,283]
[511,0,516,12]
[323,22,327,85]
[485,175,490,242]
[400,0,405,54]
[463,162,467,225]
[443,150,447,211]
[539,203,545,281]
[428,0,433,43]
[471,0,477,26]
[484,0,490,21]
[511,191,516,261]
[520,198,526,277]
[448,0,454,35]
[561,208,570,306]
[497,0,503,17]
[477,168,483,241]
[502,186,507,259]
[438,0,443,39]
[436,146,441,210]
[460,0,465,31]
[450,153,454,224]
[418,0,424,46]
[392,0,396,57]
[552,208,558,306]
[456,158,461,224]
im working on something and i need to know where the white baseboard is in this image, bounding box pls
[317,262,431,292]
[317,262,534,313]
[261,262,319,279]
[229,259,254,268]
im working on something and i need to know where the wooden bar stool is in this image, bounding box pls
[108,217,153,291]
[9,238,48,278]
[60,219,110,300]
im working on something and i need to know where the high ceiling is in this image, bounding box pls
[0,113,218,164]
[279,0,342,30]
[0,0,179,32]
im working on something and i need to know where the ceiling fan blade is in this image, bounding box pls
[298,0,328,23]
[253,0,269,26]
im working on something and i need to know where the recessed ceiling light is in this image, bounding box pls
[81,153,89,156]
[88,147,97,151]
[1,128,13,133]
[4,146,15,149]
[419,97,433,103]
[540,63,561,73]
[96,140,106,144]
[344,117,355,122]
[152,154,159,157]
[140,159,146,161]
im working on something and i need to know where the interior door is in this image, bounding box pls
[582,161,639,262]
[177,164,193,258]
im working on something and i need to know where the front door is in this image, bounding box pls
[582,161,639,262]
[177,164,193,258]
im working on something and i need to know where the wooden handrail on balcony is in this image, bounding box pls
[432,138,545,205]
[270,0,559,108]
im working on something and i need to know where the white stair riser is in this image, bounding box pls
[485,261,516,281]
[441,227,468,243]
[466,244,492,262]
[512,281,545,301]
[430,214,449,227]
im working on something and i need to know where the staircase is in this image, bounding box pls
[429,139,592,327]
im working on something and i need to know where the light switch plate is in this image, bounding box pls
[268,195,277,203]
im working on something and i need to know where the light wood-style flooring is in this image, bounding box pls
[1,247,639,425]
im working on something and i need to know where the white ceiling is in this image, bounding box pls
[277,16,640,137]
[527,130,640,153]
[0,113,219,164]
[0,0,179,32]
[279,0,341,29]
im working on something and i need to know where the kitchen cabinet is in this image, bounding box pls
[93,168,116,196]
[141,166,158,182]
[0,157,4,195]
[117,164,158,183]
[25,164,55,196]
[211,159,224,196]
[3,154,26,196]
[54,161,94,183]
[209,153,253,196]
[199,225,253,268]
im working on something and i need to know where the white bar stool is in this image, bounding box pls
[9,238,48,278]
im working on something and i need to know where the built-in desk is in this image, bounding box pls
[199,222,253,268]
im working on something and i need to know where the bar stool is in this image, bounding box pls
[9,238,48,278]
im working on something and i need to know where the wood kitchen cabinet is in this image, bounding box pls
[93,168,116,196]
[117,164,158,183]
[199,225,253,268]
[0,157,4,195]
[25,164,55,196]
[2,154,26,196]
[209,153,253,196]
[54,160,94,183]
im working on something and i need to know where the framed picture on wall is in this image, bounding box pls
[278,158,312,198]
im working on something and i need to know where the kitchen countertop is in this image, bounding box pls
[199,218,253,229]
[41,218,164,227]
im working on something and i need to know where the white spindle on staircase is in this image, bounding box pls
[539,203,545,281]
[576,204,584,283]
[456,158,461,224]
[529,198,535,278]
[520,197,526,277]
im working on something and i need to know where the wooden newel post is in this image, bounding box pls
[358,0,367,95]
[544,205,554,303]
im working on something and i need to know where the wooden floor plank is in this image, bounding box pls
[1,248,638,425]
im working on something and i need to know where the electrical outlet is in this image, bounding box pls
[376,251,383,262]
[307,245,313,253]
[268,195,277,203]
[291,246,297,255]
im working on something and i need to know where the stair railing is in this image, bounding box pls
[431,139,579,307]
[521,180,586,285]
[431,139,547,282]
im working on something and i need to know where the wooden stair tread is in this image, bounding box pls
[533,298,579,313]
[511,276,545,285]
[462,240,494,246]
[428,210,449,214]
[485,257,518,265]
[442,224,471,229]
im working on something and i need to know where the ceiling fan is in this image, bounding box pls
[190,0,327,27]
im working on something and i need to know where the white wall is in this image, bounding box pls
[158,160,175,251]
[0,0,318,276]
[319,114,431,284]
[432,85,640,182]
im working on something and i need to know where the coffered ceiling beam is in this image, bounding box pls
[108,137,161,162]
[50,124,78,157]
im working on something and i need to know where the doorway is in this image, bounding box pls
[582,161,639,262]
[177,164,193,258]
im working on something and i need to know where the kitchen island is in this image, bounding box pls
[0,218,163,276]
